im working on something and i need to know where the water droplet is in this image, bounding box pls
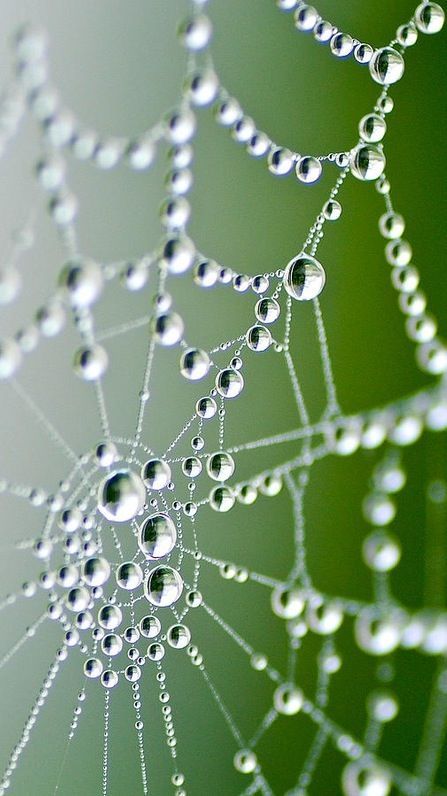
[167,624,191,649]
[359,113,387,143]
[234,749,257,774]
[59,258,103,308]
[362,531,401,572]
[415,2,445,34]
[246,325,272,352]
[350,144,386,181]
[73,344,108,381]
[209,485,235,512]
[283,253,326,301]
[255,297,280,324]
[140,615,161,638]
[182,457,202,477]
[101,633,123,656]
[342,759,392,796]
[97,469,146,522]
[180,348,210,380]
[82,557,111,586]
[153,312,184,346]
[141,459,171,490]
[206,452,235,482]
[215,368,244,398]
[274,683,303,715]
[84,658,103,678]
[144,566,184,607]
[98,604,123,630]
[139,513,177,559]
[116,561,143,590]
[295,156,322,184]
[369,47,405,85]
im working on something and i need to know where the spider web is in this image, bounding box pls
[0,1,446,794]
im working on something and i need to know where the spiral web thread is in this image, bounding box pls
[0,1,446,795]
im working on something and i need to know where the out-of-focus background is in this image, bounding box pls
[0,1,446,794]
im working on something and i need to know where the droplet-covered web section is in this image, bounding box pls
[0,2,446,795]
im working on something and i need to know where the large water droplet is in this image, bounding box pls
[283,253,326,301]
[144,565,184,607]
[97,468,146,522]
[138,513,177,559]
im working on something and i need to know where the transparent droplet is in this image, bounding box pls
[369,47,405,85]
[396,22,418,47]
[127,137,155,170]
[255,297,280,324]
[415,2,445,34]
[378,212,405,240]
[330,33,354,58]
[367,690,399,723]
[138,513,177,559]
[141,459,171,490]
[362,531,401,572]
[246,325,272,352]
[233,749,257,774]
[274,683,303,715]
[322,200,342,221]
[363,492,396,526]
[209,485,235,512]
[97,469,146,522]
[165,108,196,144]
[98,604,123,630]
[101,670,119,688]
[180,348,210,380]
[350,144,386,181]
[185,68,219,107]
[268,147,294,176]
[36,301,66,337]
[194,259,220,288]
[140,615,161,638]
[271,586,304,619]
[125,665,141,682]
[182,457,202,477]
[359,113,387,143]
[73,344,108,381]
[84,658,103,679]
[294,5,318,31]
[116,561,143,590]
[59,258,103,308]
[82,557,111,587]
[95,442,118,468]
[167,624,191,649]
[206,452,235,482]
[101,633,123,657]
[342,759,392,796]
[66,586,90,612]
[354,607,404,655]
[0,265,21,305]
[306,597,343,635]
[147,642,165,661]
[196,396,217,418]
[144,566,183,607]
[385,239,412,266]
[354,43,374,64]
[153,312,184,346]
[215,368,244,398]
[295,156,322,184]
[178,14,213,50]
[161,235,195,275]
[237,483,258,505]
[283,253,326,301]
[0,337,22,379]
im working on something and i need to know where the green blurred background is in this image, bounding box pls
[0,1,446,793]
